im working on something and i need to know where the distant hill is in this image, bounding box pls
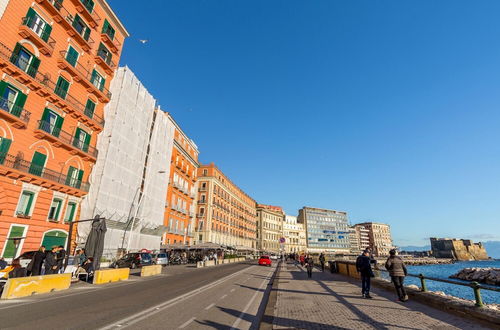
[399,245,431,251]
[484,241,500,259]
[399,242,500,259]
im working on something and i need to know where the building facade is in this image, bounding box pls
[163,118,199,246]
[80,67,174,257]
[283,215,306,254]
[194,163,257,249]
[352,224,370,253]
[256,204,284,254]
[297,206,350,254]
[0,0,127,259]
[355,222,393,257]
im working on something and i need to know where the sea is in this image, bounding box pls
[380,260,500,305]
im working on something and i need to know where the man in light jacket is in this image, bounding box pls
[385,249,408,302]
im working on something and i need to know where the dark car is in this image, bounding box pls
[111,253,153,269]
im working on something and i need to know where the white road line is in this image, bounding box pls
[204,303,215,310]
[220,294,227,299]
[178,317,195,329]
[230,268,274,330]
[99,266,252,330]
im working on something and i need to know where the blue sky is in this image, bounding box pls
[108,0,500,247]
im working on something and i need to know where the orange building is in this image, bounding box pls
[195,163,257,249]
[0,0,127,259]
[163,114,199,246]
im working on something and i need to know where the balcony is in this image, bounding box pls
[0,96,31,129]
[101,32,121,54]
[94,51,115,75]
[18,17,56,56]
[0,153,89,195]
[34,120,97,161]
[35,0,64,21]
[70,0,100,28]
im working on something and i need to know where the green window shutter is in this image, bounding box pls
[26,8,36,26]
[41,107,50,121]
[66,46,79,66]
[42,231,67,249]
[54,114,64,138]
[55,76,69,99]
[91,69,97,83]
[42,24,52,42]
[10,43,21,63]
[100,76,105,91]
[24,192,34,215]
[83,25,90,41]
[84,99,95,118]
[29,151,46,176]
[0,137,12,164]
[102,19,109,33]
[82,0,94,13]
[0,80,7,96]
[65,166,75,186]
[84,132,91,152]
[2,226,25,258]
[73,127,82,147]
[13,91,27,117]
[65,202,76,222]
[29,56,40,78]
[54,199,62,220]
[77,169,84,189]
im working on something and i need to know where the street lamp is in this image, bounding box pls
[9,237,25,259]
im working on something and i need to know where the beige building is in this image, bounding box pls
[355,222,393,257]
[256,204,284,254]
[352,224,371,253]
[283,215,307,254]
[194,163,257,249]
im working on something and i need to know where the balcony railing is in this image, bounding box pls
[36,120,97,159]
[0,42,106,128]
[101,30,121,54]
[71,0,101,28]
[0,96,31,126]
[95,49,115,74]
[19,17,56,55]
[0,153,89,192]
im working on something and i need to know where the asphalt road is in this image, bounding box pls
[0,261,277,330]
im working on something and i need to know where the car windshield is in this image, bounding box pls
[141,253,151,260]
[157,253,167,258]
[261,256,270,260]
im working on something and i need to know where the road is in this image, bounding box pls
[0,261,277,330]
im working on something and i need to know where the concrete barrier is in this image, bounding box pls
[141,265,162,277]
[1,273,71,300]
[205,260,216,267]
[93,268,129,284]
[196,261,204,268]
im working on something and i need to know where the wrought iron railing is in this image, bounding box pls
[37,120,97,158]
[0,96,31,123]
[20,17,56,48]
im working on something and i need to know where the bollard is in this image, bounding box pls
[419,274,427,292]
[471,282,484,307]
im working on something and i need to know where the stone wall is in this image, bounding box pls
[430,238,489,261]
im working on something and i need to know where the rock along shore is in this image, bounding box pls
[450,268,500,286]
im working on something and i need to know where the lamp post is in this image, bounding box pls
[11,237,24,259]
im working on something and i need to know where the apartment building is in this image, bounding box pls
[195,163,257,249]
[297,206,350,254]
[351,224,370,254]
[80,67,174,257]
[0,0,127,259]
[355,222,394,257]
[163,119,199,246]
[283,215,306,254]
[256,204,284,254]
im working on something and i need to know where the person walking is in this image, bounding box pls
[305,255,314,279]
[56,245,66,273]
[356,249,374,298]
[319,253,326,272]
[44,246,59,275]
[27,246,46,276]
[385,249,408,302]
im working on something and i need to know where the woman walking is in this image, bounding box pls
[385,249,408,302]
[305,255,314,279]
[27,246,45,276]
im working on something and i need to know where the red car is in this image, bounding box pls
[259,255,272,266]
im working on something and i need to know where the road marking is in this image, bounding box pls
[99,266,252,330]
[204,303,215,310]
[178,317,195,329]
[230,268,274,330]
[220,294,227,299]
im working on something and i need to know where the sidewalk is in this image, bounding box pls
[272,262,488,329]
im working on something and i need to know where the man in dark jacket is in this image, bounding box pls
[56,245,66,273]
[385,249,408,302]
[44,246,59,274]
[305,255,314,278]
[356,249,374,298]
[319,253,326,272]
[27,246,45,276]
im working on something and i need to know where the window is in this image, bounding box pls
[10,43,40,77]
[64,202,77,222]
[72,14,90,41]
[24,8,52,42]
[2,225,27,258]
[0,137,12,164]
[81,0,95,13]
[203,169,207,176]
[73,127,90,152]
[48,198,63,221]
[90,69,105,91]
[97,43,112,64]
[55,76,70,99]
[40,108,63,137]
[84,99,96,118]
[0,81,28,118]
[102,19,116,40]
[16,191,34,216]
[65,46,79,67]
[65,166,83,189]
[28,151,47,176]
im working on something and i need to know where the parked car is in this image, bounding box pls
[270,254,279,260]
[111,252,153,269]
[152,253,168,267]
[259,255,272,267]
